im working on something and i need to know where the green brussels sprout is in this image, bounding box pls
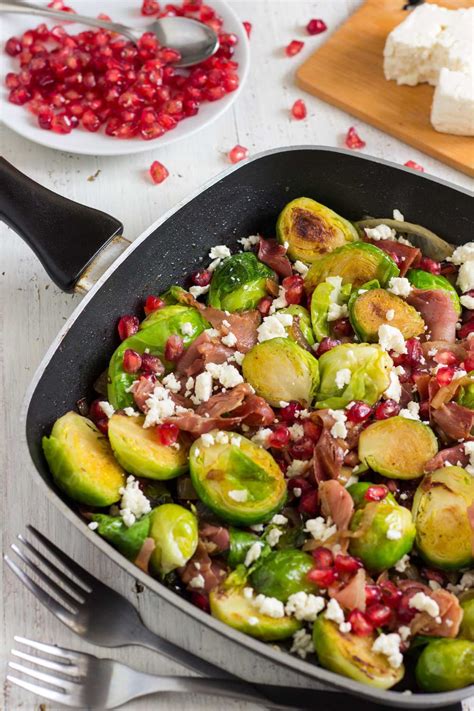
[304,243,399,294]
[210,585,302,641]
[346,481,376,508]
[407,269,461,316]
[276,197,359,264]
[250,549,317,602]
[189,431,286,525]
[348,286,425,342]
[349,498,415,572]
[315,343,393,410]
[108,413,189,480]
[312,617,405,689]
[228,528,270,568]
[42,411,125,506]
[456,371,474,410]
[242,337,319,407]
[208,252,275,312]
[416,639,474,692]
[358,417,438,480]
[158,285,188,306]
[310,279,352,342]
[149,503,198,576]
[89,512,152,560]
[412,467,474,570]
[460,598,474,641]
[140,480,173,507]
[108,305,208,409]
[279,305,316,346]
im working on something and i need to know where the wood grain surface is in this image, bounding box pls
[296,0,474,176]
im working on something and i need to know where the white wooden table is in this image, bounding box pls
[1,1,473,709]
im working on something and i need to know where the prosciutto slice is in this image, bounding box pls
[424,444,469,472]
[432,402,474,441]
[410,589,463,638]
[407,289,458,343]
[364,237,421,277]
[330,569,366,612]
[258,237,292,278]
[179,541,227,594]
[312,411,347,483]
[319,480,354,532]
[134,537,156,574]
[230,394,275,426]
[199,523,230,554]
[196,383,252,418]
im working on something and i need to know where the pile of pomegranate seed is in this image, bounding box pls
[4,0,240,140]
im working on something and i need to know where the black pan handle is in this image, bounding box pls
[0,157,126,292]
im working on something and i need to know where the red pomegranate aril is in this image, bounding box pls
[331,317,353,338]
[303,420,321,442]
[464,354,474,372]
[380,581,402,609]
[307,18,327,35]
[257,296,272,317]
[436,366,455,387]
[375,399,400,420]
[199,5,215,21]
[8,87,31,104]
[165,334,184,361]
[37,107,54,129]
[404,160,424,172]
[117,315,139,341]
[5,36,22,56]
[285,40,304,57]
[345,126,366,150]
[280,401,303,424]
[434,350,458,366]
[365,603,393,627]
[405,337,424,366]
[298,489,318,516]
[242,21,252,37]
[228,144,248,164]
[51,112,72,133]
[82,109,101,131]
[205,85,225,101]
[308,567,336,587]
[89,399,107,422]
[142,0,160,15]
[289,437,314,460]
[123,349,143,374]
[156,422,180,446]
[224,73,239,92]
[268,425,290,449]
[419,257,441,275]
[96,418,109,435]
[397,591,418,623]
[346,401,373,423]
[157,112,177,130]
[312,546,334,569]
[365,585,382,606]
[190,591,210,612]
[141,353,164,374]
[144,295,165,314]
[149,160,169,184]
[291,99,307,120]
[334,554,362,575]
[140,123,165,140]
[364,485,388,502]
[282,274,304,305]
[5,73,20,89]
[191,269,212,288]
[348,609,373,636]
[316,337,341,357]
[183,98,199,116]
[287,476,311,495]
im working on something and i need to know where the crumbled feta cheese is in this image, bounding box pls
[232,351,245,365]
[387,526,402,540]
[162,373,181,393]
[249,523,264,533]
[293,260,309,276]
[290,629,314,659]
[238,234,260,251]
[221,331,237,347]
[98,401,115,419]
[328,409,348,439]
[378,324,407,355]
[364,224,396,241]
[257,312,293,342]
[372,633,403,669]
[189,574,205,589]
[119,475,151,527]
[192,371,213,405]
[209,245,231,260]
[409,592,440,618]
[305,516,337,542]
[271,514,288,525]
[286,592,326,621]
[88,521,99,531]
[143,385,176,427]
[180,322,194,337]
[286,459,309,478]
[228,489,248,502]
[247,616,259,626]
[251,428,272,448]
[386,309,395,321]
[327,302,349,322]
[206,362,244,389]
[253,594,285,618]
[387,277,412,298]
[461,294,474,310]
[189,284,210,298]
[267,528,283,547]
[123,407,138,417]
[245,541,264,567]
[448,242,474,266]
[398,626,411,642]
[335,368,352,390]
[395,554,411,572]
[201,433,215,448]
[399,401,420,420]
[339,621,352,634]
[325,598,345,625]
[243,587,254,599]
[457,261,474,294]
[324,276,350,322]
[230,435,241,447]
[384,368,402,402]
[429,580,442,591]
[269,286,288,314]
[293,487,302,497]
[215,432,229,445]
[393,208,404,221]
[288,424,305,441]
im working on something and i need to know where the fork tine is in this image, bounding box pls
[10,544,81,611]
[27,525,94,592]
[11,649,80,676]
[8,661,78,691]
[14,636,84,662]
[7,675,72,706]
[17,535,88,599]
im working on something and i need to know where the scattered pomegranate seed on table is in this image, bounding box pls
[404,160,425,172]
[228,144,248,163]
[345,126,366,150]
[242,21,252,38]
[306,18,327,35]
[149,160,169,184]
[285,40,304,57]
[291,98,307,120]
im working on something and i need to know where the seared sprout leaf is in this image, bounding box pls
[208,252,275,312]
[358,417,438,479]
[315,343,393,410]
[42,411,125,506]
[228,528,270,568]
[276,197,359,264]
[304,243,399,294]
[349,285,425,342]
[108,413,189,480]
[310,279,352,342]
[412,466,474,570]
[243,337,319,407]
[416,639,474,692]
[89,512,152,561]
[157,285,188,306]
[460,598,474,641]
[279,305,316,346]
[456,372,474,410]
[407,269,461,316]
[250,549,317,602]
[189,431,287,525]
[312,617,405,689]
[108,304,208,410]
[356,218,454,262]
[149,503,198,576]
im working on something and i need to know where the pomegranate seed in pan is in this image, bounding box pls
[346,401,372,423]
[364,485,388,502]
[375,399,400,420]
[144,295,165,314]
[334,554,362,575]
[419,257,441,275]
[268,425,290,448]
[348,609,373,636]
[279,401,303,424]
[298,489,318,516]
[165,334,184,361]
[316,337,341,356]
[308,567,336,587]
[312,546,334,569]
[123,349,142,373]
[191,269,212,287]
[156,422,180,445]
[117,315,139,341]
[141,353,165,375]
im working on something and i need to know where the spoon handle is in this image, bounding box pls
[0,0,137,42]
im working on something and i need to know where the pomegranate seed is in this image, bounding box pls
[268,425,290,449]
[123,349,142,374]
[37,107,54,130]
[375,399,400,420]
[334,554,362,575]
[331,317,353,338]
[419,257,441,275]
[191,269,212,287]
[307,568,336,587]
[117,315,139,341]
[434,350,458,366]
[312,547,334,569]
[404,160,424,172]
[228,144,248,164]
[291,99,307,120]
[257,296,272,316]
[346,401,372,423]
[345,126,366,150]
[89,399,106,422]
[298,489,318,516]
[365,585,382,606]
[5,36,22,56]
[282,275,304,304]
[156,422,180,446]
[364,485,388,502]
[436,366,455,387]
[149,160,169,184]
[141,0,160,15]
[287,477,311,495]
[459,321,474,339]
[82,109,101,131]
[285,40,304,57]
[242,21,252,37]
[464,355,474,372]
[289,437,314,460]
[200,5,215,21]
[316,337,341,357]
[303,420,321,442]
[405,337,424,366]
[366,603,393,627]
[397,591,418,623]
[165,334,184,361]
[307,18,327,35]
[96,418,109,435]
[141,353,164,375]
[51,113,72,133]
[190,591,210,612]
[379,581,402,609]
[348,609,373,636]
[280,401,303,424]
[144,295,165,314]
[8,87,31,105]
[5,73,20,89]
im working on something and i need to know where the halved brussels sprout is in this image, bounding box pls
[407,269,461,316]
[210,585,301,641]
[315,343,393,410]
[416,639,474,692]
[310,279,352,342]
[189,431,287,525]
[358,417,438,480]
[412,467,474,570]
[208,252,275,312]
[312,617,404,689]
[108,304,208,409]
[456,372,474,410]
[349,287,425,342]
[149,503,198,576]
[279,305,316,346]
[158,285,188,306]
[42,411,125,506]
[304,243,399,293]
[89,512,152,560]
[242,338,319,407]
[250,549,317,602]
[349,498,415,572]
[276,197,359,264]
[108,413,189,480]
[228,528,269,568]
[460,598,474,641]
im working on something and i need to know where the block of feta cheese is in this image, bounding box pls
[431,68,474,136]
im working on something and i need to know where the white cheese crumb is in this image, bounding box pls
[398,625,411,642]
[386,309,395,321]
[162,373,181,393]
[257,312,293,342]
[378,324,407,355]
[409,592,440,618]
[429,580,442,591]
[461,294,474,310]
[98,401,115,419]
[209,244,231,260]
[248,616,259,626]
[271,514,288,525]
[335,368,352,390]
[119,475,151,527]
[325,598,345,625]
[384,368,402,403]
[143,385,176,427]
[457,261,474,294]
[180,322,194,337]
[267,528,283,547]
[232,351,245,365]
[238,234,260,251]
[245,542,264,567]
[189,284,210,298]
[88,521,99,531]
[193,371,213,404]
[230,435,241,447]
[251,428,273,448]
[328,409,348,439]
[288,424,305,441]
[286,459,309,478]
[339,621,352,634]
[243,587,254,599]
[201,432,215,448]
[305,516,338,542]
[286,592,326,621]
[215,431,229,444]
[372,633,403,669]
[290,629,313,659]
[393,208,404,221]
[293,487,302,497]
[206,362,244,388]
[269,286,288,314]
[448,243,474,266]
[221,331,237,347]
[394,554,411,572]
[387,277,412,298]
[387,527,402,540]
[123,407,139,417]
[189,574,205,589]
[249,523,264,533]
[399,401,420,421]
[228,489,248,502]
[364,224,396,241]
[253,594,285,618]
[293,260,309,276]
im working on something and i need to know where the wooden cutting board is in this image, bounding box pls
[296,0,474,177]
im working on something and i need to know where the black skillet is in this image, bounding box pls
[1,147,472,709]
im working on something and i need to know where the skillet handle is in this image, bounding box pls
[0,157,129,293]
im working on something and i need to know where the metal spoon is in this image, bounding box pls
[0,0,219,67]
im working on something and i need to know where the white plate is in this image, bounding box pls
[0,0,249,156]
